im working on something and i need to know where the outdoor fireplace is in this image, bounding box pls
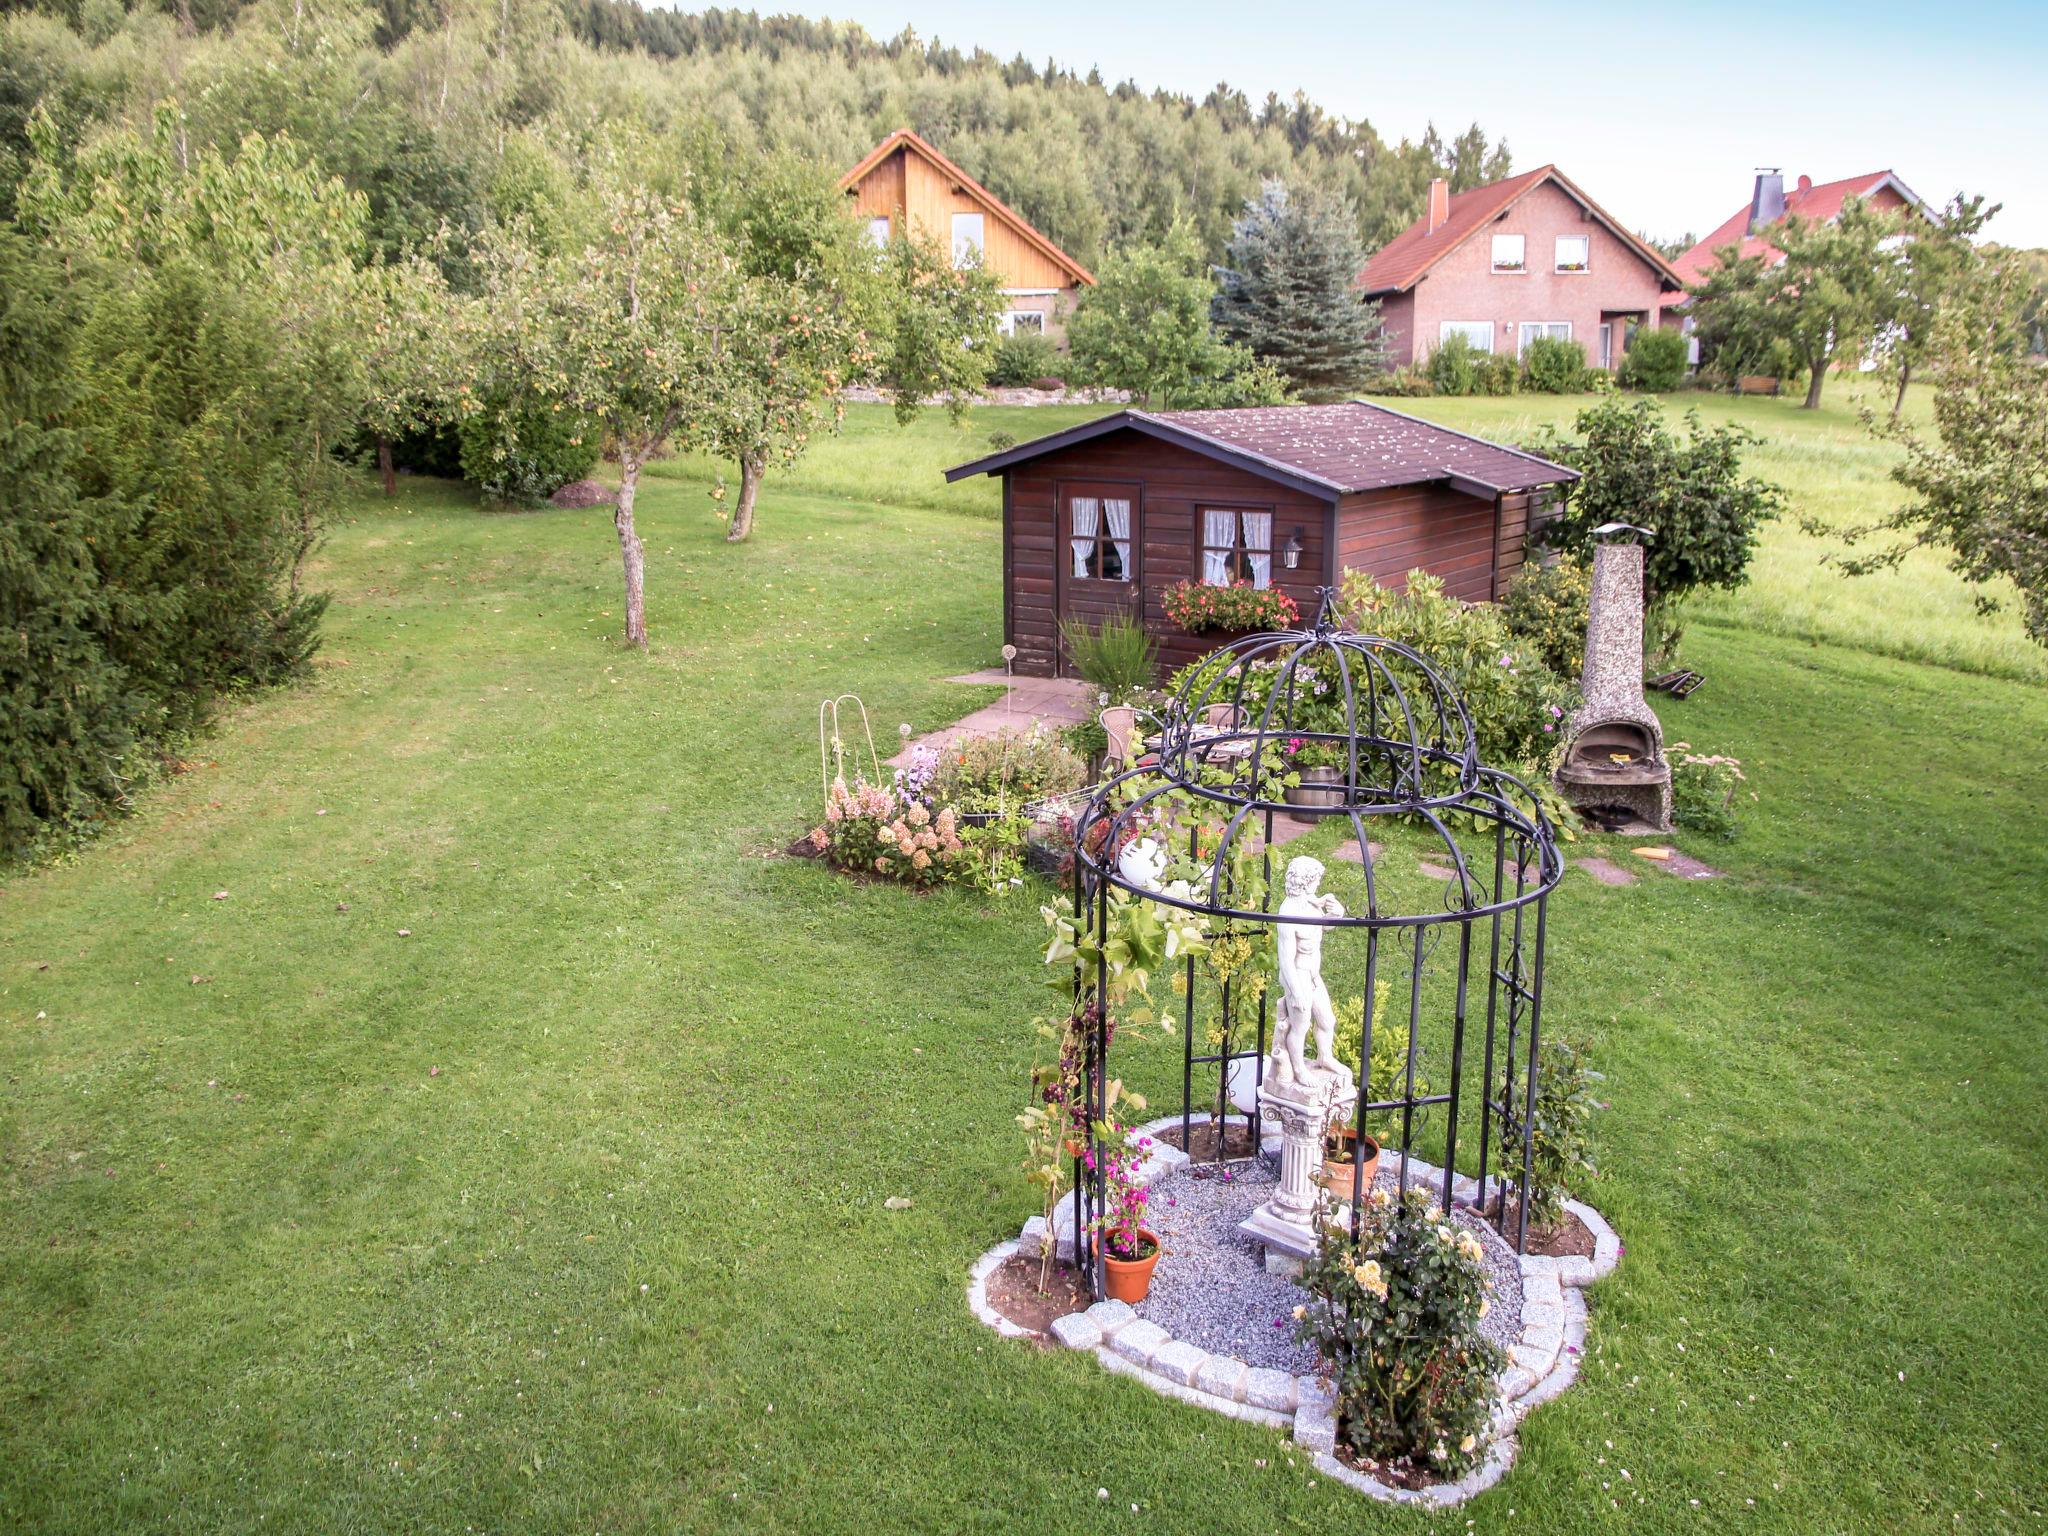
[1554,528,1672,832]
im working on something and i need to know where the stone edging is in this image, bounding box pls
[966,1117,1622,1508]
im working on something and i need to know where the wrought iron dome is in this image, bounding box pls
[1075,592,1564,927]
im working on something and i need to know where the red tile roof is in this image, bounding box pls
[1668,170,1928,289]
[1357,165,1682,295]
[945,402,1577,497]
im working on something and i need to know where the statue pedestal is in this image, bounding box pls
[1240,1069,1349,1276]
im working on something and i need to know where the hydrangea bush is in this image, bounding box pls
[1295,1188,1507,1482]
[814,779,966,887]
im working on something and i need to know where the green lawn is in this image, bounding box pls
[3,408,2045,1532]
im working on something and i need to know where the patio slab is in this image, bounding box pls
[889,673,1094,765]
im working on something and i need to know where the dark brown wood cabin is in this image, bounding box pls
[944,401,1580,678]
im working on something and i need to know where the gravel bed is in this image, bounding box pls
[1136,1152,1525,1370]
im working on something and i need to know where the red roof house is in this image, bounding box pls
[1664,169,1931,309]
[1357,166,1685,371]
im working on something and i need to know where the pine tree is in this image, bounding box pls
[1211,180,1389,395]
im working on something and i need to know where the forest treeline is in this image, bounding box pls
[2,0,1509,267]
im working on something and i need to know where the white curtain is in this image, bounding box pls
[1201,509,1236,586]
[1070,497,1099,579]
[1102,499,1132,583]
[1242,512,1273,589]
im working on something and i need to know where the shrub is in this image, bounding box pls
[457,393,600,506]
[987,332,1062,387]
[1501,1037,1601,1231]
[1615,327,1689,391]
[1670,746,1748,840]
[1059,613,1158,701]
[812,778,968,888]
[1521,335,1590,393]
[1475,351,1519,396]
[1531,397,1782,612]
[1328,979,1427,1147]
[1295,1188,1507,1482]
[1029,375,1066,392]
[931,726,1088,816]
[1500,556,1592,677]
[985,429,1017,451]
[1425,333,1482,397]
[1161,580,1301,633]
[1338,570,1575,773]
[1359,367,1434,398]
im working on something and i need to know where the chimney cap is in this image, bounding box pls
[1593,521,1655,544]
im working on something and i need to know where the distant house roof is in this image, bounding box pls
[944,402,1577,501]
[839,129,1095,286]
[1669,169,1932,289]
[1356,165,1684,296]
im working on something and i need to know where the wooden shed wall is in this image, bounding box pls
[1004,431,1332,677]
[1335,484,1526,604]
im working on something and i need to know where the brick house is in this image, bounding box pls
[840,129,1094,344]
[1658,169,1931,342]
[1358,166,1685,372]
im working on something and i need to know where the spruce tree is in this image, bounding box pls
[1211,180,1390,395]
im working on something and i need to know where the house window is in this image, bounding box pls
[1438,321,1495,353]
[998,309,1046,336]
[1491,234,1526,273]
[866,215,890,248]
[1518,321,1572,355]
[1199,508,1275,589]
[1554,235,1590,273]
[1068,495,1134,583]
[951,212,985,268]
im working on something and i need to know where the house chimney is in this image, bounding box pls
[1796,174,1813,193]
[1747,168,1786,234]
[1426,177,1450,234]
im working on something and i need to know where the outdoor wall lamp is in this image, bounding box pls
[1283,527,1304,569]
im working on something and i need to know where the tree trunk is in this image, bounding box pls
[725,454,765,543]
[615,456,649,649]
[1802,357,1826,410]
[1892,358,1912,419]
[377,435,396,497]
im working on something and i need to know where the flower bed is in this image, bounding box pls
[1162,580,1300,634]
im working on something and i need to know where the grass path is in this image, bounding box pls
[2,467,2044,1532]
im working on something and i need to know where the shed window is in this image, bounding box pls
[1069,496,1133,582]
[1491,234,1526,273]
[1200,508,1275,589]
[1554,235,1590,273]
[951,212,985,268]
[866,215,890,248]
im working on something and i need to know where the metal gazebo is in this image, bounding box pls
[1062,594,1564,1296]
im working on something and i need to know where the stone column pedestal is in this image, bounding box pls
[1240,1069,1347,1275]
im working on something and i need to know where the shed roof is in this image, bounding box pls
[943,402,1577,501]
[1356,165,1684,296]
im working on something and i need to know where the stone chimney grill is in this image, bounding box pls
[1553,529,1672,832]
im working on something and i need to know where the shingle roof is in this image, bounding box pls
[943,402,1577,498]
[1668,170,1928,289]
[1357,165,1682,296]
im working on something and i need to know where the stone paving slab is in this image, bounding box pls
[889,674,1093,766]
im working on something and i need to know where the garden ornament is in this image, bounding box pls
[1270,856,1355,1097]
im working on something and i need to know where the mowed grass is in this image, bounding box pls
[650,384,2046,685]
[2,446,2046,1531]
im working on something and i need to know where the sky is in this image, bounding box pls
[780,0,2048,247]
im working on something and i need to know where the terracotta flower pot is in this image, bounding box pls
[1101,1230,1162,1303]
[1321,1129,1381,1201]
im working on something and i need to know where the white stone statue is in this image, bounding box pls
[1268,855,1355,1097]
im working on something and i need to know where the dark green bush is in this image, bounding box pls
[1425,332,1482,396]
[1476,351,1519,396]
[1521,335,1590,393]
[457,394,600,505]
[1500,555,1592,677]
[987,332,1062,387]
[1059,613,1158,700]
[1616,327,1689,391]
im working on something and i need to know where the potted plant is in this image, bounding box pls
[1283,737,1348,814]
[1091,1125,1161,1302]
[1323,1122,1381,1202]
[1321,981,1421,1202]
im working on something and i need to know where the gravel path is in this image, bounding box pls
[1136,1152,1525,1371]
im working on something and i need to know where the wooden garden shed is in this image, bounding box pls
[943,401,1580,677]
